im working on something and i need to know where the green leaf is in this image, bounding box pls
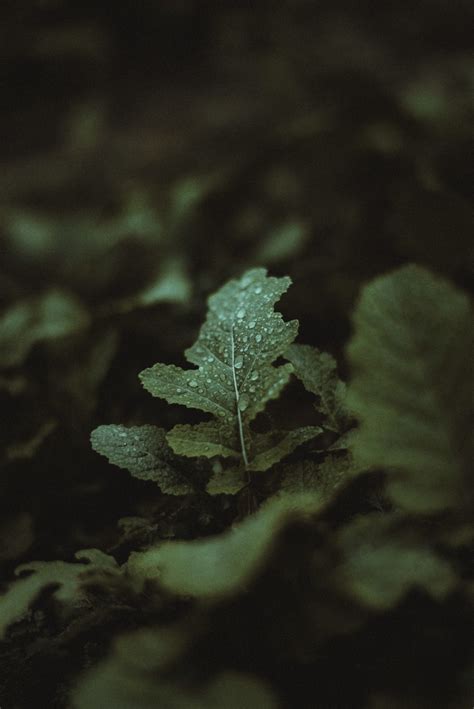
[168,423,321,471]
[336,514,457,610]
[0,290,89,368]
[61,330,118,413]
[127,493,322,599]
[347,264,473,513]
[106,258,191,314]
[167,421,240,460]
[170,424,321,496]
[206,465,248,495]
[74,651,279,709]
[277,452,359,503]
[247,426,322,472]
[285,344,349,432]
[91,425,194,495]
[0,550,117,638]
[140,268,298,468]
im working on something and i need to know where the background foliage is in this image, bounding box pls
[0,1,472,707]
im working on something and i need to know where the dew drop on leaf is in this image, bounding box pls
[238,395,249,411]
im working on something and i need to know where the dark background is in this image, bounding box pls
[0,1,472,707]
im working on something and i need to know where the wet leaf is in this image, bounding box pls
[91,425,194,495]
[140,268,298,470]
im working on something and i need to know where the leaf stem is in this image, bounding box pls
[231,325,249,468]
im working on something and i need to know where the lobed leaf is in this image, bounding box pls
[247,425,322,472]
[277,452,359,504]
[139,269,298,466]
[285,343,349,432]
[167,421,240,460]
[91,424,194,495]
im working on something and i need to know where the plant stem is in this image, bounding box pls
[231,325,249,468]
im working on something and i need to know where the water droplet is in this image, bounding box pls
[198,388,204,394]
[238,395,249,411]
[207,355,214,363]
[176,387,183,393]
[206,378,212,383]
[250,371,259,381]
[254,286,262,294]
[234,355,243,369]
[248,320,256,329]
[237,308,246,319]
[189,379,198,387]
[255,334,262,343]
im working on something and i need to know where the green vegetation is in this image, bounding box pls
[0,2,472,707]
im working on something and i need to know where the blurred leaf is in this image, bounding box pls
[61,330,118,414]
[0,290,89,369]
[336,514,457,610]
[0,550,118,639]
[6,419,57,461]
[277,452,359,503]
[347,264,473,513]
[256,221,308,263]
[74,652,279,709]
[127,493,322,599]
